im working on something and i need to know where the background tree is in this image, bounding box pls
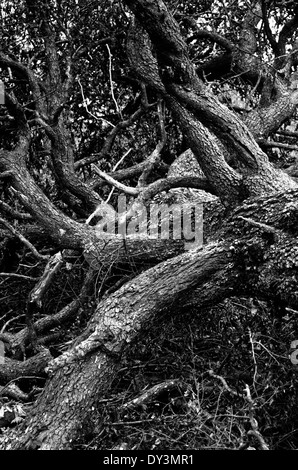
[0,0,298,450]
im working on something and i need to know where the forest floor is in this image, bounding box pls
[77,296,298,450]
[0,257,297,450]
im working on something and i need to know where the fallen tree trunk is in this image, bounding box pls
[5,242,235,449]
[2,188,297,449]
[2,0,298,452]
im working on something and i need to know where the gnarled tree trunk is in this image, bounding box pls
[1,0,298,449]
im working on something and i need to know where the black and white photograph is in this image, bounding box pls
[0,0,297,455]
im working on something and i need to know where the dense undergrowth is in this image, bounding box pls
[0,250,297,450]
[82,296,298,450]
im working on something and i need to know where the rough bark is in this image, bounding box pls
[5,241,236,449]
[2,187,298,449]
[125,0,298,204]
[0,350,52,384]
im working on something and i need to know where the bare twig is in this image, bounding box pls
[276,129,298,139]
[237,216,278,235]
[106,44,122,117]
[138,100,167,187]
[208,370,243,397]
[1,314,24,334]
[106,148,132,203]
[245,384,269,450]
[248,328,258,386]
[122,379,187,410]
[0,217,49,261]
[209,370,270,450]
[261,140,298,152]
[91,164,139,196]
[0,273,39,281]
[77,78,115,128]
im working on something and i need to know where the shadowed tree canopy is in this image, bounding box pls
[0,0,298,450]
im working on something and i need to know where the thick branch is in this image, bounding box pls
[0,350,52,384]
[261,140,298,152]
[141,175,216,201]
[278,5,298,59]
[0,53,42,109]
[91,160,169,191]
[122,379,187,410]
[261,0,280,57]
[184,17,233,53]
[138,102,167,187]
[11,242,235,449]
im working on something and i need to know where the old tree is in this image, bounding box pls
[1,0,298,450]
